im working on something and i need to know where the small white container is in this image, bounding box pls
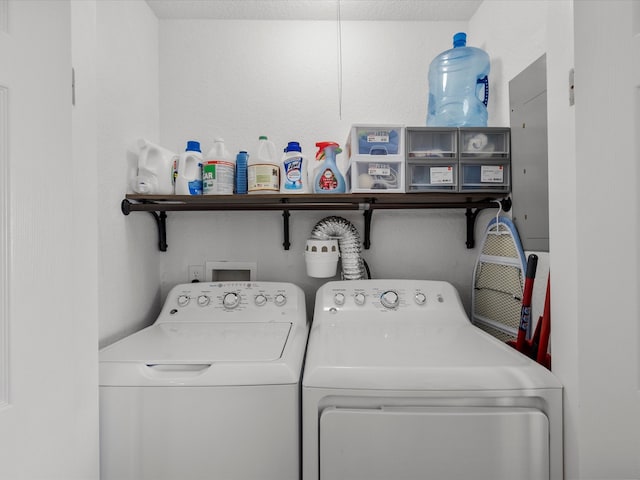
[304,239,340,278]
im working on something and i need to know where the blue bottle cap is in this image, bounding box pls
[453,32,467,48]
[185,140,201,152]
[284,141,302,153]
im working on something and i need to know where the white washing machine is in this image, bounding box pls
[100,281,308,480]
[303,279,562,480]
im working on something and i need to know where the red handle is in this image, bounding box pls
[536,276,551,367]
[515,254,538,351]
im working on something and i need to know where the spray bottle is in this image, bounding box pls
[313,142,346,194]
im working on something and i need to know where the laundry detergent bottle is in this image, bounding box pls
[427,32,490,127]
[280,141,309,193]
[313,142,346,194]
[131,138,177,195]
[174,140,203,195]
[248,136,280,194]
[203,138,235,195]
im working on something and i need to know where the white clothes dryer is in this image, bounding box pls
[100,282,308,480]
[302,279,562,480]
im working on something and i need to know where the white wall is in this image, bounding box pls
[573,1,640,478]
[472,1,640,478]
[155,19,500,314]
[96,0,162,346]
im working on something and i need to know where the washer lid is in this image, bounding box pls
[100,322,292,363]
[303,318,561,391]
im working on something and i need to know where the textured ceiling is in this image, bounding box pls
[145,0,483,21]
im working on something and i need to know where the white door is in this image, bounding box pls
[0,1,98,478]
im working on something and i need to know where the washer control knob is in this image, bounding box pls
[274,294,287,307]
[197,295,210,307]
[334,293,346,306]
[354,293,366,306]
[415,292,427,305]
[254,294,268,306]
[223,292,240,309]
[177,295,190,307]
[380,290,399,309]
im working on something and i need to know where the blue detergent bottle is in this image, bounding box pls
[427,32,490,127]
[313,142,346,194]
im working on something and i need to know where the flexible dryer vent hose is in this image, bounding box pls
[310,216,365,280]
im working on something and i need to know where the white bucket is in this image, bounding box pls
[304,239,340,278]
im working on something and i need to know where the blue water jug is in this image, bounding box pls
[427,32,490,127]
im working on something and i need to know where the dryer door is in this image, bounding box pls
[320,406,549,480]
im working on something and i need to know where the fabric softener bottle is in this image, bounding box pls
[313,142,346,194]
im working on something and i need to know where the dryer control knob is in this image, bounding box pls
[334,293,346,306]
[197,295,210,307]
[415,292,427,305]
[354,293,366,305]
[223,292,240,309]
[254,294,267,306]
[380,290,399,309]
[177,295,190,307]
[274,294,287,306]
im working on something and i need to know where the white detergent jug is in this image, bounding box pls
[131,138,177,195]
[174,140,203,195]
[203,138,235,195]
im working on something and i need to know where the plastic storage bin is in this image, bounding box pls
[349,159,405,193]
[347,125,404,157]
[405,127,458,192]
[346,124,405,193]
[458,127,510,193]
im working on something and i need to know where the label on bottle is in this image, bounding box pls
[203,160,235,194]
[187,179,203,195]
[248,163,279,192]
[317,168,340,191]
[282,156,304,191]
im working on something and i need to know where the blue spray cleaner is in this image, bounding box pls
[313,142,346,194]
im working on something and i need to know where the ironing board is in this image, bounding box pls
[472,216,527,342]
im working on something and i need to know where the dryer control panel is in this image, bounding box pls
[157,282,305,323]
[315,279,466,315]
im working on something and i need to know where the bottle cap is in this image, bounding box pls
[185,140,201,152]
[285,141,302,153]
[453,32,467,48]
[259,135,268,141]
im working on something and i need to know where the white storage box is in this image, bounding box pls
[348,157,405,193]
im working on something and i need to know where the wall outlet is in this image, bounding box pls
[188,265,205,283]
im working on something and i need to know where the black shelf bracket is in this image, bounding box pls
[363,207,373,249]
[465,197,512,249]
[151,211,168,252]
[282,209,291,250]
[122,199,168,252]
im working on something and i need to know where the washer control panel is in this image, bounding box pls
[318,279,459,314]
[158,282,304,323]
